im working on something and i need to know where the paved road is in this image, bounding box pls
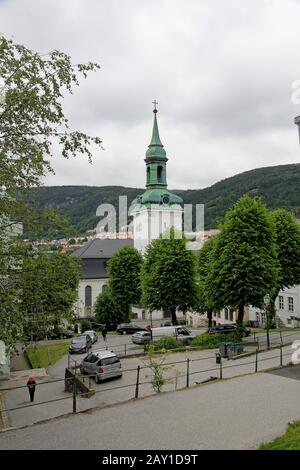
[1,340,297,429]
[1,371,300,450]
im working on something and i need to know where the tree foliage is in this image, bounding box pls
[141,228,197,324]
[108,245,143,319]
[20,252,81,337]
[0,34,101,197]
[205,195,279,323]
[0,35,101,349]
[94,288,124,325]
[197,235,219,326]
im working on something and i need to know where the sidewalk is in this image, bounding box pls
[1,371,300,449]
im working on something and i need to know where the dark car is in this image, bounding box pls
[116,323,144,335]
[69,334,92,354]
[208,324,250,337]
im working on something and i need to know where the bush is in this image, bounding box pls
[191,332,241,349]
[150,336,185,352]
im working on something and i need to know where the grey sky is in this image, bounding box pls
[1,0,300,190]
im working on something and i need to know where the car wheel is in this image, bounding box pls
[123,330,127,335]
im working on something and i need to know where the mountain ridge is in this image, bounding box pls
[24,163,300,237]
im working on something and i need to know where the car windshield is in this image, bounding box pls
[72,336,85,343]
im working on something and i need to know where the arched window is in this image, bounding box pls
[85,286,92,307]
[102,284,108,293]
[157,165,163,182]
[147,166,150,183]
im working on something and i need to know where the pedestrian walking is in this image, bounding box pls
[27,376,36,402]
[101,326,107,342]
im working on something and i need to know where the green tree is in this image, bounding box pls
[94,288,124,325]
[267,209,300,326]
[0,34,101,349]
[206,195,279,324]
[20,252,81,339]
[141,228,197,325]
[0,34,101,199]
[197,236,219,327]
[108,246,143,321]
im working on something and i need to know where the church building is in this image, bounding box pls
[72,104,184,320]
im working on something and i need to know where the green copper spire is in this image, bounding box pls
[130,102,183,209]
[145,102,167,161]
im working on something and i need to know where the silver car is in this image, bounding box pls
[80,350,122,383]
[82,330,98,344]
[131,331,151,344]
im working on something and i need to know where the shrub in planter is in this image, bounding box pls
[151,336,185,352]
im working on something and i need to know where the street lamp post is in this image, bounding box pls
[264,294,271,350]
[295,116,300,144]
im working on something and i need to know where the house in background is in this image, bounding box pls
[248,285,300,328]
[71,238,133,318]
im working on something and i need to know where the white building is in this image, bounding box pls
[249,286,300,328]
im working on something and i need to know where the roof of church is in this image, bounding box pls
[71,238,133,259]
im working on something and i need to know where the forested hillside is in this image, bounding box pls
[22,163,300,238]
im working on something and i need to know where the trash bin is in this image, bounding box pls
[215,352,221,364]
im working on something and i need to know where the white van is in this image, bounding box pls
[151,326,195,342]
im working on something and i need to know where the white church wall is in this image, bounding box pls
[75,278,108,318]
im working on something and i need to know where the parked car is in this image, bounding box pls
[151,326,195,342]
[82,330,98,344]
[116,323,144,335]
[80,350,122,383]
[160,321,173,327]
[131,331,152,344]
[69,335,92,354]
[207,324,251,337]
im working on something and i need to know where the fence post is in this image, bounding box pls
[257,337,260,352]
[135,365,140,399]
[125,344,127,358]
[253,331,256,343]
[186,358,190,388]
[74,361,77,376]
[280,344,283,367]
[255,349,258,373]
[280,330,283,346]
[72,379,77,413]
[219,356,223,379]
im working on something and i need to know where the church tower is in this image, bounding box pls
[130,103,183,254]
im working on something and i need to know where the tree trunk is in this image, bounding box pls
[207,309,213,327]
[170,307,178,325]
[237,304,244,325]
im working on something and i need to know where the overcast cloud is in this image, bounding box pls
[1,0,300,190]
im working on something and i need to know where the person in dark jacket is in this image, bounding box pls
[27,376,36,402]
[101,327,107,342]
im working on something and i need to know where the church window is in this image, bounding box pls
[157,165,163,182]
[102,284,107,293]
[85,286,92,307]
[147,167,150,183]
